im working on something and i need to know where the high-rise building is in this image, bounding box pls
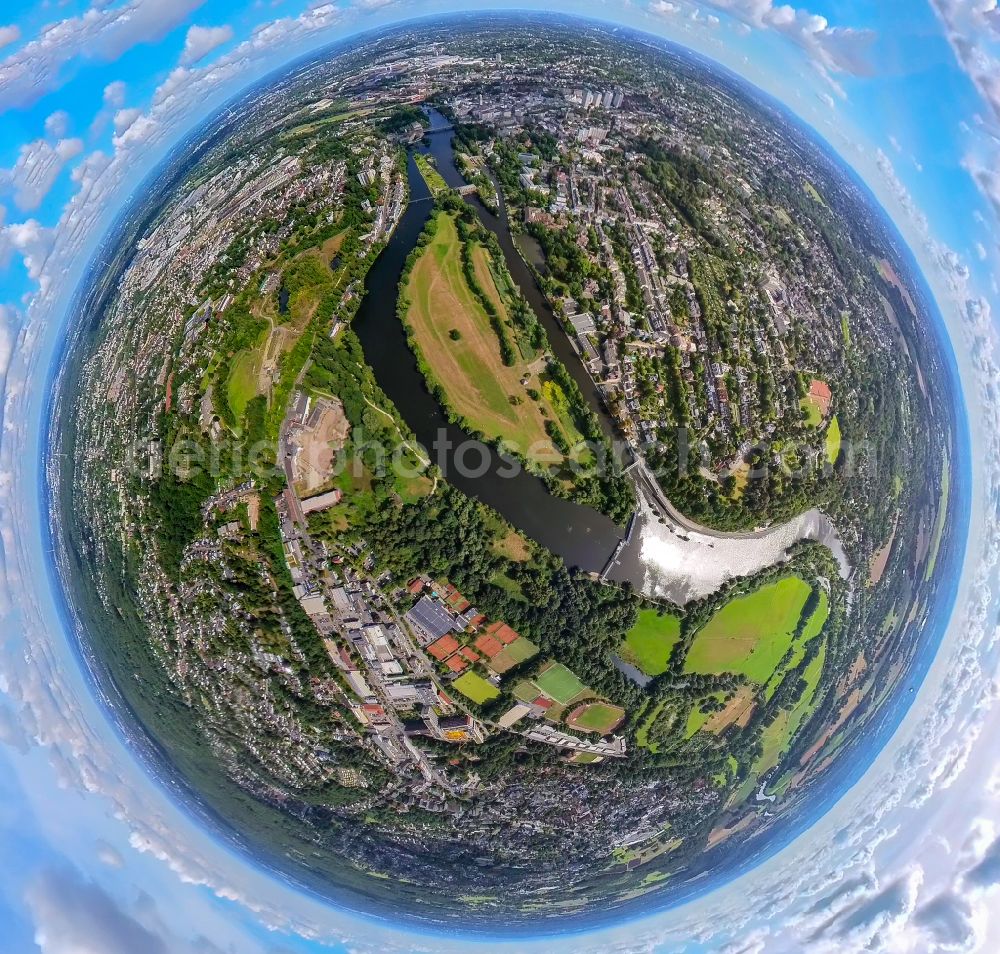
[612,88,625,108]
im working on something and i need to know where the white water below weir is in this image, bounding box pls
[611,484,852,605]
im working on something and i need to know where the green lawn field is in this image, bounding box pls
[227,347,262,419]
[567,702,625,734]
[512,679,538,703]
[414,152,448,195]
[534,662,587,704]
[404,212,579,466]
[684,692,726,739]
[840,311,852,345]
[800,396,823,428]
[636,699,668,752]
[620,609,682,676]
[453,671,500,705]
[825,415,842,465]
[764,589,829,700]
[685,576,813,684]
[489,637,539,674]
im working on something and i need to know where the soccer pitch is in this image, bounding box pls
[534,662,587,704]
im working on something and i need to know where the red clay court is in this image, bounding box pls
[474,634,504,658]
[485,621,520,644]
[808,379,832,417]
[428,634,460,661]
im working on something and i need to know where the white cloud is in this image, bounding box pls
[0,25,19,50]
[653,0,875,75]
[0,137,84,211]
[95,841,124,870]
[0,214,55,283]
[25,868,167,954]
[112,108,144,139]
[678,5,721,26]
[964,155,1000,220]
[44,111,70,139]
[102,81,128,109]
[179,24,233,67]
[929,1,1000,220]
[0,701,30,754]
[0,0,206,110]
[89,82,129,140]
[650,0,682,15]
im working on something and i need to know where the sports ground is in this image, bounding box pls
[452,671,500,705]
[825,415,842,464]
[567,702,625,734]
[489,636,538,674]
[534,661,588,704]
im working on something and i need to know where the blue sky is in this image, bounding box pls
[2,2,1000,953]
[0,0,995,329]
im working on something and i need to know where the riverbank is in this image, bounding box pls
[353,105,850,599]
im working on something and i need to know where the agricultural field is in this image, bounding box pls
[685,576,813,684]
[755,644,828,778]
[703,686,756,734]
[925,451,951,580]
[619,609,682,677]
[453,671,500,705]
[402,212,584,467]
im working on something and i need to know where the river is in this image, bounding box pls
[353,107,850,600]
[352,125,625,573]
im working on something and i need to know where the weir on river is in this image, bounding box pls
[351,107,850,599]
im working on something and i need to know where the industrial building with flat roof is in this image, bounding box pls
[405,595,458,644]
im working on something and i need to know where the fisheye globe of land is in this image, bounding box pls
[56,16,958,925]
